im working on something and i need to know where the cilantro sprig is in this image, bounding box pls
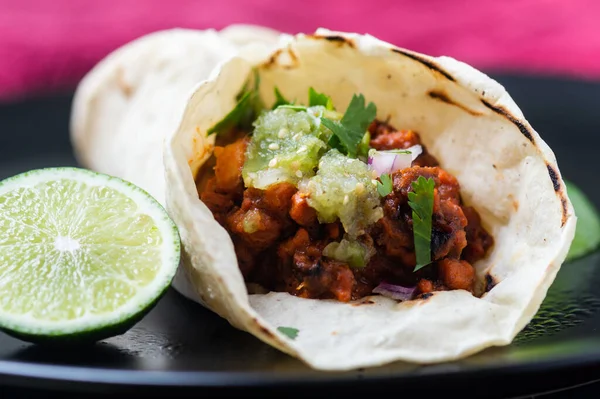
[207,81,376,160]
[377,173,393,197]
[277,326,299,339]
[207,69,263,135]
[308,87,334,110]
[273,86,333,112]
[408,176,435,272]
[321,94,376,158]
[272,87,291,109]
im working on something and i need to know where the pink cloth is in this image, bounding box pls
[1,0,600,101]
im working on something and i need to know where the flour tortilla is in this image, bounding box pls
[162,28,576,370]
[69,25,281,301]
[70,25,280,205]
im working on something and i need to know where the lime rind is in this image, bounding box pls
[0,167,180,339]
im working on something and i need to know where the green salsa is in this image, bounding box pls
[299,149,382,238]
[323,236,375,268]
[242,106,341,189]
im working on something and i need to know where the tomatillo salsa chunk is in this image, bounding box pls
[299,149,383,239]
[243,106,336,189]
[199,86,493,302]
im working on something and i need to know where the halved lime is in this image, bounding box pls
[0,167,180,343]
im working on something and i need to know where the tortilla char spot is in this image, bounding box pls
[485,273,497,292]
[351,299,375,306]
[428,90,482,116]
[546,164,561,192]
[481,99,535,144]
[507,193,519,211]
[387,74,392,80]
[116,68,133,97]
[391,48,456,81]
[254,318,275,338]
[287,48,299,64]
[321,35,356,48]
[561,196,568,227]
[492,164,497,169]
[262,48,283,68]
[541,167,568,224]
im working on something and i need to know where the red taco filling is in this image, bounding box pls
[198,88,493,302]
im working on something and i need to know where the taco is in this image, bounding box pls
[162,27,576,370]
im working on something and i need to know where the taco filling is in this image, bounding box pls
[198,86,494,303]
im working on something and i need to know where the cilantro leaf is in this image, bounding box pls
[277,326,299,339]
[308,87,334,110]
[272,87,291,109]
[327,133,343,153]
[321,118,364,158]
[322,118,357,155]
[408,176,435,272]
[341,93,377,133]
[322,94,376,158]
[377,173,393,197]
[207,69,262,135]
[565,180,600,261]
[207,91,253,135]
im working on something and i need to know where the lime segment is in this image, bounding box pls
[0,168,180,341]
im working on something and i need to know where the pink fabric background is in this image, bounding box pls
[1,0,599,101]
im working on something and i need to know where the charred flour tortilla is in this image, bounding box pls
[165,28,576,370]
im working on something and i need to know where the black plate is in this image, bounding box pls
[0,74,599,398]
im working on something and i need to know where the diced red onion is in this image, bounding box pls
[367,151,397,175]
[390,151,412,172]
[367,145,423,177]
[372,282,416,301]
